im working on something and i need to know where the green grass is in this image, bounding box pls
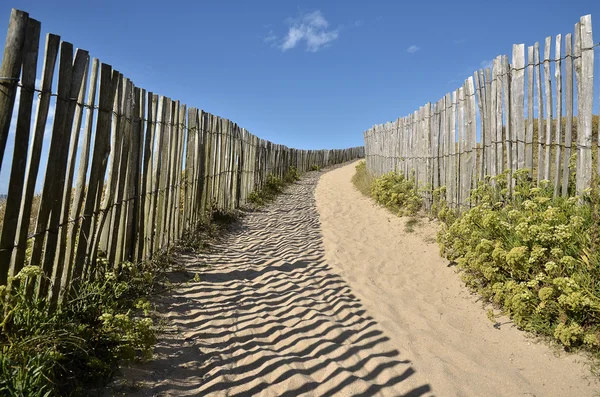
[351,161,375,197]
[0,261,160,396]
[352,160,423,217]
[247,167,301,207]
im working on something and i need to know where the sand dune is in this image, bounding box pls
[316,161,598,396]
[117,167,430,396]
[115,161,598,396]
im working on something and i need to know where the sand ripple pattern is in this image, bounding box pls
[125,171,431,397]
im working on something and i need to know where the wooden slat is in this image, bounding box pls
[553,35,563,197]
[197,110,208,218]
[511,44,525,172]
[466,77,477,201]
[575,16,594,193]
[543,36,553,182]
[535,42,544,183]
[458,85,470,206]
[184,107,197,230]
[129,87,145,261]
[94,73,123,259]
[474,70,485,179]
[494,57,504,175]
[0,9,29,173]
[70,66,119,288]
[175,103,186,239]
[123,86,143,262]
[110,79,133,265]
[203,113,215,213]
[145,94,163,258]
[484,68,492,177]
[156,97,171,251]
[562,33,574,196]
[450,90,457,207]
[62,58,99,293]
[30,44,89,298]
[424,103,432,208]
[526,46,534,173]
[164,100,178,247]
[11,34,60,277]
[96,74,125,263]
[139,93,157,260]
[49,49,91,308]
[0,18,40,285]
[490,58,498,178]
[501,55,512,185]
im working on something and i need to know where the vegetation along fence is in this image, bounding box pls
[0,9,364,308]
[364,14,599,210]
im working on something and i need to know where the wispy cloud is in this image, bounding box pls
[264,29,277,44]
[480,59,493,69]
[354,20,363,27]
[406,45,420,54]
[267,10,339,53]
[453,39,466,45]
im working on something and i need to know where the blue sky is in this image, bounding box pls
[1,0,599,193]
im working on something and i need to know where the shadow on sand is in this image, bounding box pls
[117,172,432,397]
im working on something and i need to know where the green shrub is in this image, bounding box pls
[370,170,423,216]
[247,191,265,206]
[283,166,301,184]
[0,255,162,395]
[351,161,375,197]
[438,169,600,351]
[310,164,321,172]
[246,167,301,207]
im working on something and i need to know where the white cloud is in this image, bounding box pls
[407,45,420,54]
[264,30,277,43]
[453,39,466,45]
[273,10,339,52]
[354,20,363,27]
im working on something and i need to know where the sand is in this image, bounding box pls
[315,161,598,396]
[114,161,598,396]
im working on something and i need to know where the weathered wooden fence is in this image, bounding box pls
[0,9,364,308]
[364,14,598,209]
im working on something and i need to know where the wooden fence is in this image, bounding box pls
[0,9,364,308]
[364,14,598,210]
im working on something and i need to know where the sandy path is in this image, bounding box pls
[118,168,431,396]
[315,161,599,396]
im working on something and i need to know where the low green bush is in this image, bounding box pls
[438,169,600,351]
[283,166,301,184]
[310,164,321,172]
[351,161,374,197]
[247,167,300,206]
[370,170,423,216]
[0,257,160,396]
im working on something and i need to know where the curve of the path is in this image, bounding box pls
[316,161,597,396]
[119,165,430,396]
[118,161,597,397]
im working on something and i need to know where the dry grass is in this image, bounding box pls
[0,194,42,235]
